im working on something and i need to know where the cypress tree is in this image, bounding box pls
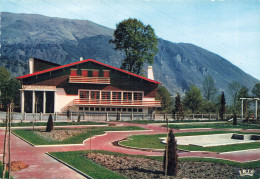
[163,129,178,176]
[46,114,54,132]
[219,92,226,120]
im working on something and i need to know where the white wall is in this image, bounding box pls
[55,88,78,112]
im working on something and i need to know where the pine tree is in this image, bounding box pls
[219,92,226,121]
[163,129,178,176]
[46,114,54,132]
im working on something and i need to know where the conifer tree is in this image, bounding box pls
[163,129,178,176]
[46,114,54,132]
[219,92,226,121]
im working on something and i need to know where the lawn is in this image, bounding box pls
[50,150,260,179]
[119,130,260,152]
[0,121,106,127]
[12,126,144,145]
[166,123,260,129]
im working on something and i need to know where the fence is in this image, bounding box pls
[0,112,237,123]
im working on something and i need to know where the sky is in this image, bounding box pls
[1,0,260,80]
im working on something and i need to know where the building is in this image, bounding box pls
[17,58,161,116]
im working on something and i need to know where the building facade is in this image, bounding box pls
[17,58,161,115]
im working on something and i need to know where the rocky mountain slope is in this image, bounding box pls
[1,12,259,102]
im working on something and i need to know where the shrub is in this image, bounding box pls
[77,113,81,122]
[46,114,54,132]
[163,129,178,176]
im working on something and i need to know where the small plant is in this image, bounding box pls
[163,129,178,176]
[46,114,54,132]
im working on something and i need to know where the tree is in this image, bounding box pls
[202,75,217,101]
[156,85,174,112]
[163,129,178,176]
[110,18,158,75]
[183,85,203,114]
[175,93,184,120]
[228,81,241,110]
[219,92,226,121]
[252,83,260,97]
[0,67,21,108]
[46,114,54,132]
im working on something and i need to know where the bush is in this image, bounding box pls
[163,129,178,176]
[46,114,54,132]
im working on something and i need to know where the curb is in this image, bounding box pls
[46,152,93,179]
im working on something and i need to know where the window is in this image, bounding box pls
[123,92,132,100]
[80,91,89,99]
[112,108,116,111]
[84,107,89,111]
[112,92,121,101]
[128,108,132,112]
[102,91,111,100]
[133,108,137,112]
[134,92,143,101]
[138,108,143,112]
[91,91,100,99]
[95,107,100,111]
[117,108,121,112]
[70,69,77,76]
[106,108,111,111]
[122,108,127,112]
[90,107,94,111]
[79,107,84,111]
[101,108,105,111]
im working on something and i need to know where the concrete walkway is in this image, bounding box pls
[0,122,259,178]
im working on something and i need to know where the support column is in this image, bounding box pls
[241,99,244,121]
[54,91,56,113]
[256,99,258,120]
[21,90,24,113]
[43,91,46,114]
[32,91,35,113]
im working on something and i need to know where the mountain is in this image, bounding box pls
[1,12,259,103]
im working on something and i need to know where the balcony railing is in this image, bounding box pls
[74,99,161,107]
[69,76,111,84]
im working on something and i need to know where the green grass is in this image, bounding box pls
[0,121,106,127]
[50,151,127,179]
[50,150,260,179]
[120,130,260,152]
[167,123,260,129]
[12,126,145,145]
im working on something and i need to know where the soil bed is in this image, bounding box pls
[34,129,87,141]
[86,153,259,179]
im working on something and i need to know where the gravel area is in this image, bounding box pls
[34,129,87,140]
[86,153,259,179]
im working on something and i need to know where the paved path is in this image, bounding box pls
[0,122,259,178]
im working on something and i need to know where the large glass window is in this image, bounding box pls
[24,91,32,113]
[46,91,54,113]
[35,91,43,113]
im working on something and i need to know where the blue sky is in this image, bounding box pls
[2,0,260,80]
